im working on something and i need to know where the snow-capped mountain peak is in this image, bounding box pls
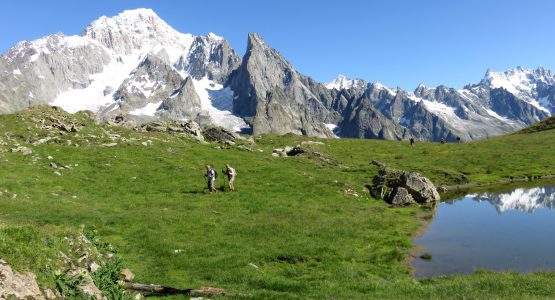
[480,67,555,114]
[81,8,194,62]
[325,74,365,90]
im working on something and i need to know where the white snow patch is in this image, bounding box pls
[62,35,90,48]
[12,69,22,75]
[407,95,423,103]
[373,82,397,96]
[538,96,552,111]
[51,51,142,113]
[191,77,249,132]
[325,123,339,138]
[128,101,162,116]
[29,53,40,62]
[485,109,512,122]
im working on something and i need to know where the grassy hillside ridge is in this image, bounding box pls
[1,106,555,299]
[517,115,555,134]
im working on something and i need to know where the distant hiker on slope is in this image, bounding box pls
[205,164,217,193]
[409,137,415,147]
[224,164,236,192]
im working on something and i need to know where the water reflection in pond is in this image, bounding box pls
[412,185,555,278]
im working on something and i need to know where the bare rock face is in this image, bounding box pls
[228,33,340,137]
[113,54,184,112]
[175,34,241,84]
[157,76,203,120]
[0,259,45,300]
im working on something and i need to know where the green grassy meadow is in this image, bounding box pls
[1,107,555,299]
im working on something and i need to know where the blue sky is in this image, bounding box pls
[1,0,554,90]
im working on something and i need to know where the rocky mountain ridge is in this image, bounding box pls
[1,8,553,141]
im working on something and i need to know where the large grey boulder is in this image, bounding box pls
[401,172,441,203]
[369,167,440,205]
[388,187,415,206]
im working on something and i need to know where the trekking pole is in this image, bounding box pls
[222,170,228,192]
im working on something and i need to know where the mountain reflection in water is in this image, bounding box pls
[466,186,555,213]
[412,184,555,278]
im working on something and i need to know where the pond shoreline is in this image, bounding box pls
[440,174,555,193]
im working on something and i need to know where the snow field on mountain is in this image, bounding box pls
[192,77,249,132]
[52,52,143,113]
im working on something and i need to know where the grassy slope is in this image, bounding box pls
[1,107,555,299]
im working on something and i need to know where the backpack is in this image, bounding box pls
[213,169,218,179]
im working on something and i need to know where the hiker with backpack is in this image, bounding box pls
[224,164,236,192]
[205,164,217,192]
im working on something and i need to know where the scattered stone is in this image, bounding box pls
[248,263,259,270]
[120,268,135,282]
[75,270,106,300]
[173,249,184,254]
[301,140,325,146]
[236,145,252,151]
[53,171,62,176]
[436,186,448,193]
[47,155,53,160]
[10,146,32,155]
[49,162,58,169]
[371,160,386,168]
[101,143,118,147]
[89,262,101,273]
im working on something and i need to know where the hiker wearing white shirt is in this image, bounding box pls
[225,164,236,192]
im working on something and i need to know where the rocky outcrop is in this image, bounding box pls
[135,120,204,142]
[202,127,240,143]
[175,34,241,84]
[111,54,184,112]
[0,259,45,300]
[369,167,440,205]
[157,76,203,120]
[227,33,340,137]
